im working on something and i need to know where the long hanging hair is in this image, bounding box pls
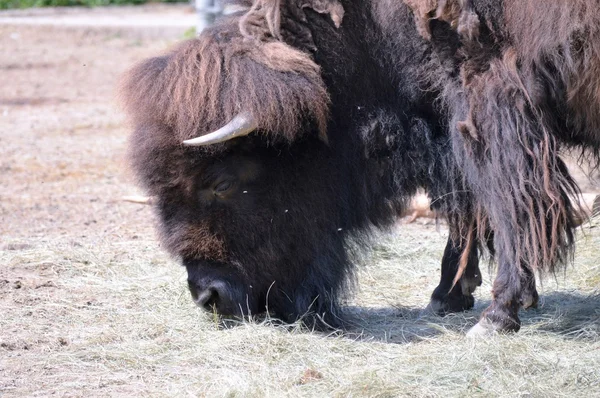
[404,0,600,278]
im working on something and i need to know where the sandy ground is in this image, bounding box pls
[0,6,599,397]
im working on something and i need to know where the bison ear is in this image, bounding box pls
[301,0,345,28]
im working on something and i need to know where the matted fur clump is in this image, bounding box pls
[403,0,480,40]
[120,17,330,148]
[238,0,344,43]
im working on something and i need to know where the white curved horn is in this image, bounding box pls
[183,112,258,146]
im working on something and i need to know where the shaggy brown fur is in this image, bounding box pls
[405,0,600,150]
[400,0,600,330]
[459,49,579,274]
[404,0,600,272]
[120,16,330,149]
[506,0,600,146]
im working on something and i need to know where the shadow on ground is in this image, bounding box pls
[336,290,600,344]
[211,291,599,344]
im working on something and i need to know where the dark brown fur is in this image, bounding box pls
[402,0,600,274]
[505,0,600,144]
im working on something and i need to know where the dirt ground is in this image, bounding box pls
[1,6,599,397]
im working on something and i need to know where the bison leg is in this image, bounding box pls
[429,234,482,315]
[468,260,521,336]
[468,260,538,336]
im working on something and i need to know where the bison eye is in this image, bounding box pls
[214,180,233,195]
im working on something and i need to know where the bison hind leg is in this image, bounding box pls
[429,285,476,315]
[519,268,539,310]
[428,233,482,315]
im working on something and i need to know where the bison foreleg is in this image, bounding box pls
[468,259,539,337]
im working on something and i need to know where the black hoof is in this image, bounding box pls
[429,289,475,316]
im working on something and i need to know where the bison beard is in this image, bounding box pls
[122,0,598,334]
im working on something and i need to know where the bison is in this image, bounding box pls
[121,0,597,335]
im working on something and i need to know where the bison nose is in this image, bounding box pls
[192,281,229,312]
[195,286,219,310]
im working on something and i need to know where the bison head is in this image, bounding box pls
[121,1,437,327]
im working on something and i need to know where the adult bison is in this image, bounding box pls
[121,0,596,334]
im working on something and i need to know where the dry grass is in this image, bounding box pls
[2,226,599,397]
[1,7,599,397]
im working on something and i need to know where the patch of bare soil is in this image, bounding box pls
[0,7,194,240]
[0,11,190,395]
